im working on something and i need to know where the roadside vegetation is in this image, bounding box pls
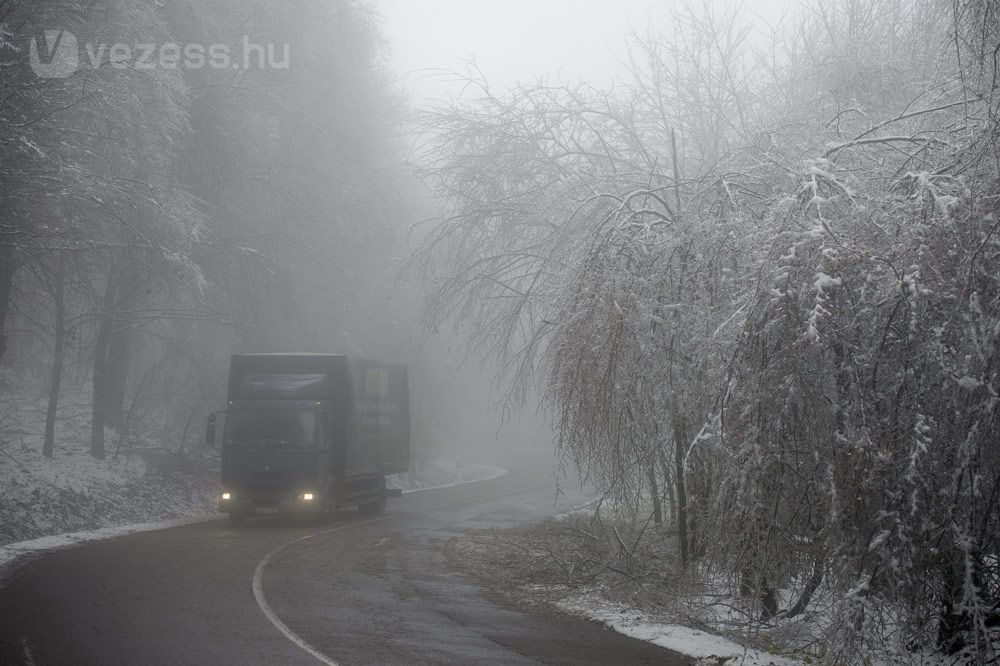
[450,499,989,664]
[416,1,1000,662]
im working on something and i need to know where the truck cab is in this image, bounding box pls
[218,399,337,522]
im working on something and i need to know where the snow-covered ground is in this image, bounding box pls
[451,508,1000,665]
[0,443,218,548]
[0,381,219,548]
[557,592,801,666]
[388,456,507,492]
[450,511,810,665]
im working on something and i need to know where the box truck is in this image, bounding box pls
[207,354,409,525]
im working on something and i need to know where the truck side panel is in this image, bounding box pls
[346,359,410,477]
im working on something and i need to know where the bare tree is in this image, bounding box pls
[414,1,1000,660]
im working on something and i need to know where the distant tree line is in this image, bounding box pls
[415,0,1000,660]
[0,1,409,458]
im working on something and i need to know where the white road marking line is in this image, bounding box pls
[252,516,392,666]
[20,636,35,666]
[252,482,555,665]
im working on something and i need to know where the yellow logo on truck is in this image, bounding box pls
[366,368,389,396]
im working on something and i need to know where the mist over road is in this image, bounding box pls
[0,453,690,665]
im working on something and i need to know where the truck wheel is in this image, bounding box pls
[229,512,246,526]
[359,489,386,517]
[317,495,338,524]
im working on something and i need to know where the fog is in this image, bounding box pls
[2,0,1000,662]
[0,0,791,472]
[381,0,787,100]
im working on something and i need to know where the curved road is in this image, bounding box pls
[0,458,691,665]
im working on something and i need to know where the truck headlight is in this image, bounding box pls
[221,492,232,501]
[302,492,315,501]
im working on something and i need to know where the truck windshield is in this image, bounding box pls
[224,410,316,449]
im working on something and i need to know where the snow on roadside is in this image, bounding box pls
[557,592,801,666]
[388,457,507,493]
[0,514,217,572]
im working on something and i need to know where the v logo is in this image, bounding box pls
[29,29,79,78]
[34,29,66,63]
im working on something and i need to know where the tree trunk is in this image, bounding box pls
[668,483,677,525]
[740,567,753,597]
[761,576,779,620]
[658,449,676,525]
[673,415,689,567]
[649,461,663,526]
[784,552,825,618]
[690,473,708,559]
[104,323,132,430]
[43,270,66,458]
[91,276,117,459]
[689,509,699,560]
[0,254,16,365]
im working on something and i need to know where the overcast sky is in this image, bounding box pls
[377,0,790,102]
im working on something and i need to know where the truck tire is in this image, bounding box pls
[359,487,386,517]
[317,494,338,525]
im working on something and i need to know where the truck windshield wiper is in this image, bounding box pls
[251,438,291,448]
[223,439,291,448]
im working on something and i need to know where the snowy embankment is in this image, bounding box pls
[451,505,808,666]
[0,444,218,548]
[0,383,221,550]
[0,441,220,572]
[0,515,216,572]
[0,441,505,574]
[557,593,800,666]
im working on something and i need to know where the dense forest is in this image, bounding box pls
[414,0,1000,661]
[0,0,418,460]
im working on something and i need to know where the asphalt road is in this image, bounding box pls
[0,456,692,665]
